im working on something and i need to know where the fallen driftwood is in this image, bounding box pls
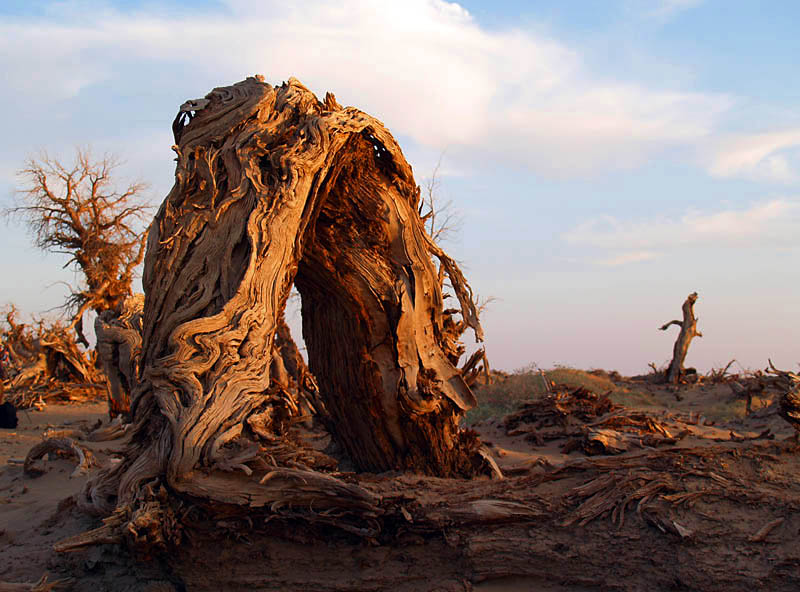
[503,385,617,442]
[43,417,128,442]
[765,360,800,435]
[565,410,693,454]
[24,437,96,478]
[749,516,785,542]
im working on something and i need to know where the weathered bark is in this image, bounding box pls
[79,76,488,535]
[95,294,144,419]
[95,294,313,421]
[659,292,702,384]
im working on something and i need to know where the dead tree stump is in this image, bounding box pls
[79,75,487,531]
[659,292,702,384]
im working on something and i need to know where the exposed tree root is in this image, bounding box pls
[0,575,69,592]
[24,437,96,479]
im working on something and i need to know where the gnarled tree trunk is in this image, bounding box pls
[659,292,702,384]
[95,294,144,419]
[79,76,488,533]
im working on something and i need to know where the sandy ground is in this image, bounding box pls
[0,402,117,587]
[0,380,794,590]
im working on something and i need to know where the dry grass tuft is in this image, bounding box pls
[467,365,658,424]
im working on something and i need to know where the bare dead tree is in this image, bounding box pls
[659,292,702,384]
[418,154,463,244]
[10,149,151,346]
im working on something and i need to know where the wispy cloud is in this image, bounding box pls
[704,129,800,183]
[0,0,731,177]
[596,251,659,266]
[565,198,800,264]
[646,0,704,20]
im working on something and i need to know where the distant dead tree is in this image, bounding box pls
[418,155,463,244]
[10,149,151,347]
[659,292,702,384]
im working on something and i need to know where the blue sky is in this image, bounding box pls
[1,0,799,374]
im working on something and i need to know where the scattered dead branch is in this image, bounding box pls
[503,385,617,445]
[706,358,737,383]
[765,359,800,434]
[749,517,785,542]
[43,416,127,442]
[567,410,691,455]
[1,316,105,409]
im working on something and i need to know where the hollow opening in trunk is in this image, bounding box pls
[292,132,412,472]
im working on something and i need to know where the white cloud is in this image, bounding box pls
[565,198,800,260]
[0,0,731,177]
[705,129,800,182]
[596,251,659,266]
